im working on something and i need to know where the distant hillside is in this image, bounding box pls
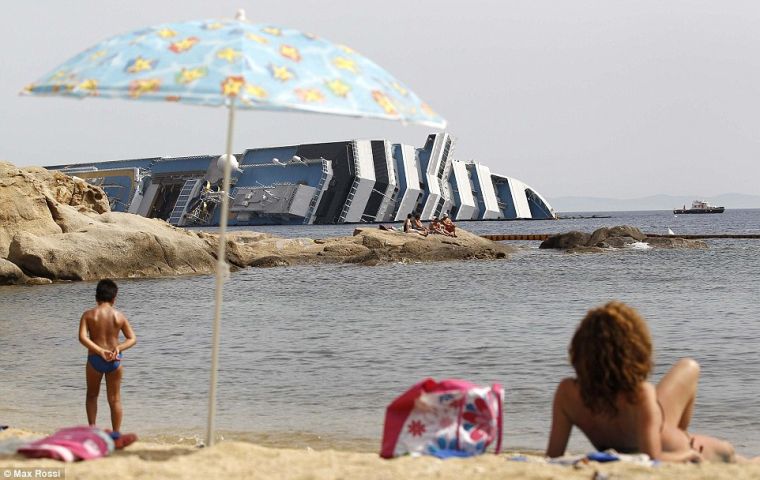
[548,193,760,213]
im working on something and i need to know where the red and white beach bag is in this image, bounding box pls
[380,378,503,458]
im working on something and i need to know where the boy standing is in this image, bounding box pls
[78,279,136,436]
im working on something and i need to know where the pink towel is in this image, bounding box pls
[17,426,114,462]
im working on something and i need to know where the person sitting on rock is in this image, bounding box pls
[403,213,414,234]
[412,214,429,236]
[428,217,443,234]
[441,213,457,237]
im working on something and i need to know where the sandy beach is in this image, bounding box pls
[1,428,759,480]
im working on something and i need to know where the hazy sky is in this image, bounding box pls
[2,1,759,199]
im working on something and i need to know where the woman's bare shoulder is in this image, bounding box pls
[557,377,578,389]
[555,377,580,399]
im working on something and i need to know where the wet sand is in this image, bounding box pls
[2,429,759,479]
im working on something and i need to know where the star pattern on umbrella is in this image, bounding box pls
[262,26,282,36]
[175,67,208,84]
[157,28,177,38]
[372,90,397,115]
[325,79,351,98]
[245,84,268,99]
[216,48,241,63]
[295,88,324,103]
[78,79,98,95]
[270,65,294,82]
[333,57,359,74]
[128,79,160,98]
[125,57,156,74]
[246,33,268,44]
[280,45,301,62]
[221,76,245,97]
[169,37,199,54]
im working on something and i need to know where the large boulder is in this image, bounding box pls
[539,231,591,250]
[8,211,218,281]
[0,162,109,257]
[541,225,708,252]
[352,227,512,262]
[587,226,646,247]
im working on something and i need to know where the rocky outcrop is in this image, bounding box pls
[538,231,591,250]
[8,213,219,281]
[644,236,709,249]
[540,225,707,252]
[0,162,109,259]
[204,228,512,269]
[0,162,512,284]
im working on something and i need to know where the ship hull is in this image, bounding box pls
[673,207,725,214]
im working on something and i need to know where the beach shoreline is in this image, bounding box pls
[3,428,760,479]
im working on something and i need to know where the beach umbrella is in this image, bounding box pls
[23,10,446,447]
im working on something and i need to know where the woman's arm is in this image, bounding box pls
[546,379,574,457]
[636,384,701,463]
[635,385,663,459]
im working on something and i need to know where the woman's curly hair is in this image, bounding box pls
[569,301,653,415]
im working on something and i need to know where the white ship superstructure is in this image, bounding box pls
[47,132,556,226]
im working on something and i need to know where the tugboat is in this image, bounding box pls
[673,200,725,214]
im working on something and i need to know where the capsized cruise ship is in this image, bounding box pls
[47,133,556,226]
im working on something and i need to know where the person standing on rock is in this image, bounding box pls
[78,279,137,442]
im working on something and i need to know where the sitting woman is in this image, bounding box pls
[412,214,429,236]
[441,214,457,237]
[546,301,748,463]
[403,213,413,233]
[428,217,444,235]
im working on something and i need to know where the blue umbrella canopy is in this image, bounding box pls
[24,14,446,128]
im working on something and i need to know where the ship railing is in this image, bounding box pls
[303,159,332,224]
[337,142,362,223]
[167,179,201,225]
[338,181,359,223]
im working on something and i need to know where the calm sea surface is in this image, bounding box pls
[1,209,759,454]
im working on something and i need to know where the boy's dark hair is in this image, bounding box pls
[407,213,413,219]
[96,279,118,303]
[414,214,421,219]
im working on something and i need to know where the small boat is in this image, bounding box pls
[673,200,725,214]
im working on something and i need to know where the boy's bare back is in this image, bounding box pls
[82,304,127,354]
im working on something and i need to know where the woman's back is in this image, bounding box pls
[554,378,666,454]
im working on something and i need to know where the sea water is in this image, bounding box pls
[1,209,758,454]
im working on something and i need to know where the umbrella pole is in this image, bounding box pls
[206,100,236,447]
